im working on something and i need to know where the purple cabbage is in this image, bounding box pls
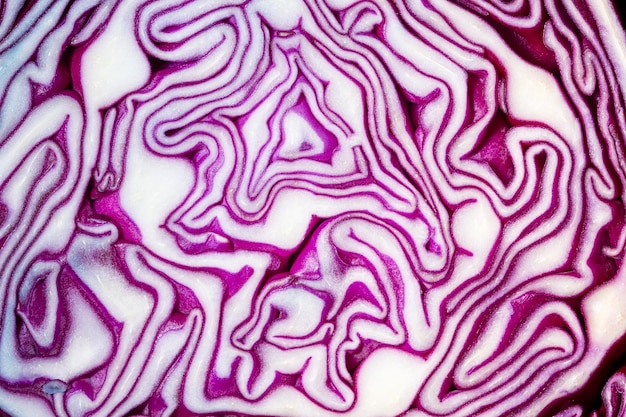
[1,0,626,416]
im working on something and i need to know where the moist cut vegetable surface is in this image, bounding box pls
[1,0,626,416]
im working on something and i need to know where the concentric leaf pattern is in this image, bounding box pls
[0,0,625,416]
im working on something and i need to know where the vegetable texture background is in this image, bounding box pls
[1,0,626,416]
